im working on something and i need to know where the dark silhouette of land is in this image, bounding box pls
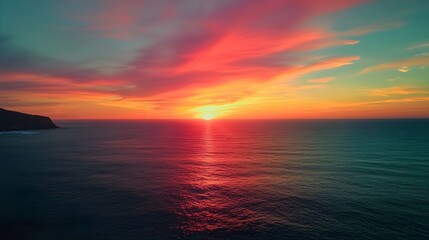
[0,108,58,131]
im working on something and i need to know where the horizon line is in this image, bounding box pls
[55,117,429,121]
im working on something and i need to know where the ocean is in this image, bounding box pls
[1,119,428,239]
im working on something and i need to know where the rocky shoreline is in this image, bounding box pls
[0,108,58,131]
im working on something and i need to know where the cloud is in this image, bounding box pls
[407,42,429,50]
[317,96,429,119]
[369,86,429,96]
[81,0,363,100]
[337,21,404,37]
[416,52,429,56]
[0,35,109,84]
[398,66,409,72]
[306,77,335,83]
[360,55,429,74]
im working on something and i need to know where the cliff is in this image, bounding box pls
[0,108,59,131]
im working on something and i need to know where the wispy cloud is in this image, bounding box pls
[407,41,429,50]
[306,77,335,83]
[369,86,429,96]
[337,21,404,37]
[415,52,429,56]
[360,56,429,74]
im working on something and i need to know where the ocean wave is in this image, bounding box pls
[0,130,39,135]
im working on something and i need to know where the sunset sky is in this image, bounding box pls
[1,0,428,119]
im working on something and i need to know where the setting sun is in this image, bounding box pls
[194,101,253,119]
[195,105,226,120]
[201,113,215,120]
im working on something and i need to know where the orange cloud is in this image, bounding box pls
[369,86,429,96]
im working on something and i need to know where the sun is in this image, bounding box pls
[195,105,224,120]
[201,112,215,120]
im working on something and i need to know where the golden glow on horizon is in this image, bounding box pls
[202,113,214,120]
[195,105,224,120]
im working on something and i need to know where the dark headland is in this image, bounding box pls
[0,108,59,131]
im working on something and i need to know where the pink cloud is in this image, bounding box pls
[103,0,364,96]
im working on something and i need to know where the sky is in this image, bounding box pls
[0,0,428,119]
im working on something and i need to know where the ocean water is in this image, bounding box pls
[1,119,428,240]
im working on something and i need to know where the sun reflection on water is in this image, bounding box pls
[173,121,270,234]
